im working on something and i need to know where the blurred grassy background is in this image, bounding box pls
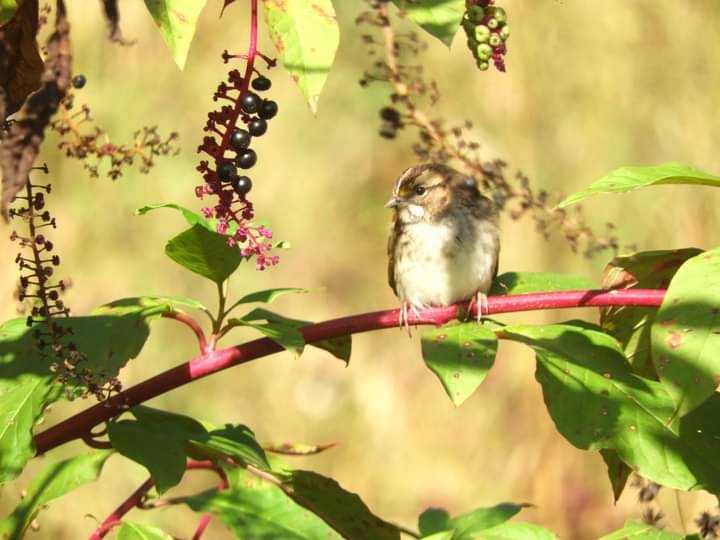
[2,1,720,538]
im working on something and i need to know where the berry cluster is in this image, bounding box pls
[379,106,403,139]
[462,1,510,72]
[196,54,280,270]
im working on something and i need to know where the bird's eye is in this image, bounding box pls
[414,186,427,196]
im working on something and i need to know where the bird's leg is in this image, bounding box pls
[398,302,422,336]
[468,292,489,322]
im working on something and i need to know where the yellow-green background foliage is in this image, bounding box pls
[2,1,719,538]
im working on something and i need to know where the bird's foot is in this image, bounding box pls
[398,302,422,336]
[467,292,490,322]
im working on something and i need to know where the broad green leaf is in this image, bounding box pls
[558,163,720,208]
[599,520,696,539]
[179,467,342,539]
[450,503,528,539]
[109,405,269,492]
[283,470,400,539]
[601,249,702,379]
[0,451,110,539]
[422,533,454,540]
[230,318,305,358]
[600,449,631,503]
[504,323,720,494]
[234,287,309,305]
[0,0,19,25]
[477,522,559,540]
[651,248,720,417]
[0,378,58,484]
[143,0,208,70]
[421,323,497,406]
[137,202,219,232]
[419,508,451,536]
[117,522,173,540]
[93,295,208,317]
[165,224,242,284]
[264,441,336,456]
[391,0,465,46]
[234,308,351,364]
[108,419,188,493]
[490,271,596,295]
[262,0,338,113]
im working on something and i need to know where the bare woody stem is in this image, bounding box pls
[32,289,664,455]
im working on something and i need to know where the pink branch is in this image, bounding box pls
[34,289,664,455]
[88,460,226,540]
[161,312,208,353]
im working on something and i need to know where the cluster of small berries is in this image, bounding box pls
[9,168,117,399]
[50,74,179,180]
[195,55,280,270]
[462,1,510,72]
[379,106,403,139]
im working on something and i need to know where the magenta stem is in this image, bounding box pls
[34,289,664,455]
[161,312,208,353]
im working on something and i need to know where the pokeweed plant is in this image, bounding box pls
[0,1,719,539]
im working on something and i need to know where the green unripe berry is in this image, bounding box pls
[489,34,502,47]
[474,25,490,43]
[466,38,477,50]
[476,43,492,61]
[500,26,510,40]
[487,17,499,30]
[489,7,507,24]
[476,60,489,71]
[467,6,484,23]
[461,17,475,33]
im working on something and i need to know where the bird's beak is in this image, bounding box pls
[385,197,400,209]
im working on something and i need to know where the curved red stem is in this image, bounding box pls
[161,311,208,353]
[34,289,665,456]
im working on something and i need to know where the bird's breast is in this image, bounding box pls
[392,218,497,307]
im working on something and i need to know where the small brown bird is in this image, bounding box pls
[386,163,500,327]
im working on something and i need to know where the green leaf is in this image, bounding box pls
[651,248,720,418]
[284,470,401,539]
[108,419,188,493]
[0,451,110,539]
[475,522,559,540]
[136,202,213,230]
[165,224,242,284]
[421,323,497,406]
[264,441,337,456]
[229,318,305,358]
[601,249,702,379]
[233,308,351,364]
[557,163,720,208]
[117,522,174,540]
[600,449,631,503]
[419,508,451,536]
[490,272,596,295]
[143,0,208,70]
[599,520,696,539]
[262,0,339,113]
[179,467,343,539]
[391,0,465,46]
[503,322,720,495]
[93,295,208,317]
[108,406,270,492]
[234,287,309,305]
[450,503,528,539]
[0,0,19,25]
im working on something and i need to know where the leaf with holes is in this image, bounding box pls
[262,0,338,113]
[421,323,497,406]
[503,322,720,495]
[601,249,702,379]
[165,224,242,284]
[391,0,465,46]
[490,271,596,295]
[558,162,720,208]
[143,0,208,70]
[651,247,720,418]
[0,451,110,539]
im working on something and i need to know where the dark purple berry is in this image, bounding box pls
[248,118,267,136]
[236,149,257,169]
[251,76,272,91]
[231,175,253,196]
[258,100,278,120]
[72,74,86,89]
[229,129,251,151]
[380,106,400,123]
[240,92,261,114]
[216,160,237,181]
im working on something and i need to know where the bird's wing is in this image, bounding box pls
[387,218,399,295]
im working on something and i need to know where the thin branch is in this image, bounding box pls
[33,289,665,455]
[161,311,208,353]
[89,478,154,539]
